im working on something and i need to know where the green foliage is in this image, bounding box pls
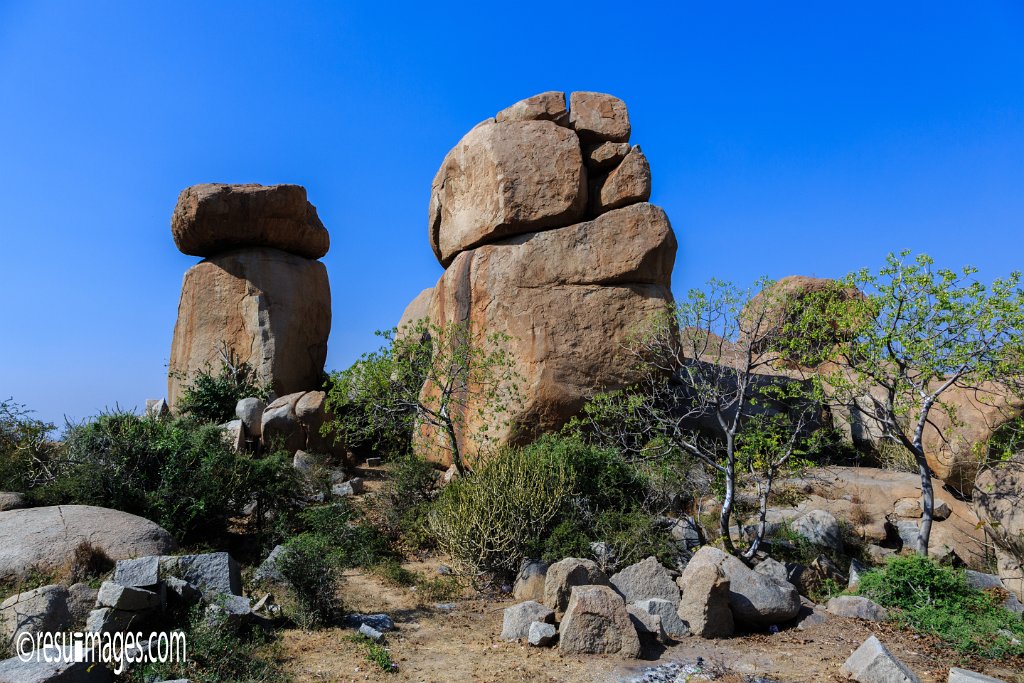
[296,501,393,569]
[30,411,297,543]
[136,605,288,683]
[277,531,342,629]
[378,452,438,549]
[173,346,269,425]
[858,554,1024,657]
[789,252,1024,549]
[539,517,593,565]
[345,633,397,673]
[592,509,678,568]
[428,439,574,575]
[0,399,58,493]
[324,319,521,473]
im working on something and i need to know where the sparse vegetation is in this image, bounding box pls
[857,554,1024,657]
[324,319,522,474]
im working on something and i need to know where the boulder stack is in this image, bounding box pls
[168,183,331,407]
[413,91,677,465]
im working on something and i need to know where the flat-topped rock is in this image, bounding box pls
[172,183,329,259]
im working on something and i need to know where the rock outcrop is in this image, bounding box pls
[417,92,676,464]
[168,184,331,408]
[0,506,175,579]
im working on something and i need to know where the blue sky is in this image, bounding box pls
[1,2,1022,426]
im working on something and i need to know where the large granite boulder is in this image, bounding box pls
[675,563,733,638]
[0,506,175,579]
[922,384,1024,491]
[171,183,329,259]
[429,118,586,266]
[415,92,676,465]
[168,248,330,407]
[418,203,675,465]
[974,455,1024,601]
[0,585,71,643]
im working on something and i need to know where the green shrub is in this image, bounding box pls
[428,442,574,575]
[296,502,393,569]
[32,411,296,544]
[379,452,438,548]
[345,633,397,674]
[540,518,592,565]
[172,348,269,425]
[0,399,58,493]
[858,554,1024,657]
[135,604,288,683]
[277,532,342,629]
[592,509,678,568]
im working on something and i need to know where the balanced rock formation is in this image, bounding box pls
[168,184,331,407]
[416,92,676,465]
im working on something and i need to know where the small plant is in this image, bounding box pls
[346,633,397,673]
[66,541,113,585]
[172,344,269,425]
[857,554,1024,657]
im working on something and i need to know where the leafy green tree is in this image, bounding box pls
[789,252,1024,554]
[573,280,824,562]
[324,319,520,474]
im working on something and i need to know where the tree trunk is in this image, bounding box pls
[719,437,738,556]
[913,445,934,555]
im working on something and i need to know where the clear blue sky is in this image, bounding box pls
[1,2,1022,426]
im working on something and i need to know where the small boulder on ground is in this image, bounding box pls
[543,557,610,618]
[0,493,26,512]
[528,620,557,647]
[631,598,689,638]
[0,654,111,683]
[513,560,548,602]
[675,563,734,638]
[558,585,640,658]
[841,635,920,683]
[0,585,71,642]
[626,604,666,643]
[825,595,888,622]
[96,581,160,612]
[500,600,554,641]
[681,546,800,627]
[253,545,287,584]
[791,509,843,552]
[610,556,680,606]
[948,668,1008,683]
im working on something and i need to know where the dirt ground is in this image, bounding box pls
[276,558,1024,683]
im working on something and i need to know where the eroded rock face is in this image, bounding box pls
[172,183,329,259]
[419,204,675,465]
[168,248,330,407]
